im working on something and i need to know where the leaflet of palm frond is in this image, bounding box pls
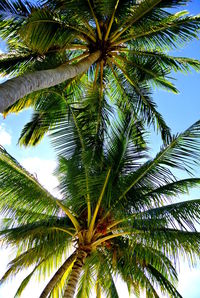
[135,229,200,265]
[114,243,163,297]
[116,55,178,93]
[0,0,34,19]
[76,265,93,298]
[19,8,79,53]
[0,52,36,76]
[108,62,172,144]
[18,93,67,146]
[146,265,182,298]
[135,199,200,231]
[112,240,177,283]
[13,249,73,297]
[110,1,191,41]
[126,50,200,74]
[94,254,119,298]
[1,217,74,240]
[56,156,111,216]
[144,178,200,200]
[119,12,200,51]
[51,84,111,161]
[14,261,44,297]
[120,178,200,216]
[116,120,200,208]
[0,242,66,283]
[0,146,59,219]
[106,114,148,180]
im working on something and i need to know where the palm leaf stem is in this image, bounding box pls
[93,63,100,88]
[113,16,200,46]
[96,281,101,298]
[70,107,91,227]
[88,168,111,240]
[55,200,81,232]
[104,0,120,41]
[114,54,178,93]
[91,232,129,248]
[111,59,157,113]
[67,52,89,65]
[46,45,89,53]
[107,60,138,115]
[107,60,125,96]
[110,0,162,42]
[87,0,102,40]
[51,227,75,237]
[82,20,97,40]
[26,19,95,42]
[106,220,124,230]
[64,25,96,42]
[103,137,179,220]
[91,59,104,163]
[95,60,104,136]
[63,45,89,50]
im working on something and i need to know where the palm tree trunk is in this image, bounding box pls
[39,252,77,298]
[0,51,100,112]
[63,250,87,298]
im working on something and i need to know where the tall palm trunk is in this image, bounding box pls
[0,51,100,112]
[63,250,87,298]
[39,252,77,298]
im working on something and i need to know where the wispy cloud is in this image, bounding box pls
[178,264,200,297]
[0,124,11,146]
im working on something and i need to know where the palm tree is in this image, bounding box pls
[1,97,200,297]
[0,0,200,143]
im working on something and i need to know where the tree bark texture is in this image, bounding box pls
[39,252,77,298]
[0,51,101,112]
[63,250,87,298]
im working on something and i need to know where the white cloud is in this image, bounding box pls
[178,264,200,297]
[0,124,11,146]
[21,157,59,197]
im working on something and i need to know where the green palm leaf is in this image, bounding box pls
[0,146,59,220]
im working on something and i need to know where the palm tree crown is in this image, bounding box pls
[1,100,200,297]
[0,0,200,144]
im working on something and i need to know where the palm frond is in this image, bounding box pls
[14,259,46,298]
[137,199,200,231]
[110,0,191,43]
[124,12,200,50]
[109,60,172,144]
[146,265,182,298]
[0,0,34,19]
[123,50,200,74]
[116,120,200,206]
[0,146,59,221]
[76,266,92,298]
[20,8,77,53]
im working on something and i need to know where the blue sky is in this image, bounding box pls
[0,1,200,297]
